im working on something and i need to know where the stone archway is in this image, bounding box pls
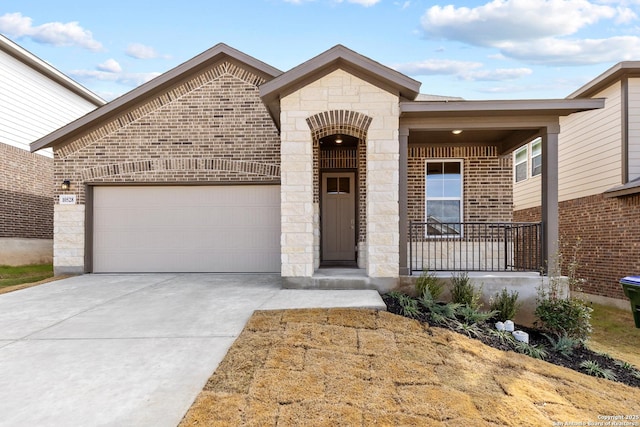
[306,110,372,267]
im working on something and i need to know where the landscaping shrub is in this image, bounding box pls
[450,272,482,309]
[415,271,444,300]
[535,283,592,341]
[489,288,521,322]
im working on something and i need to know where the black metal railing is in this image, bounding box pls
[409,221,542,274]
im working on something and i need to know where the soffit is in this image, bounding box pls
[259,45,422,129]
[31,43,282,153]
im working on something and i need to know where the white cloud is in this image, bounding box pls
[126,43,161,59]
[462,67,532,81]
[71,69,161,88]
[0,12,102,51]
[394,58,531,81]
[421,0,617,46]
[395,58,483,75]
[419,0,640,65]
[97,59,122,73]
[501,35,640,64]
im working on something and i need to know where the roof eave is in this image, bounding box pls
[30,43,283,153]
[259,45,421,129]
[568,61,640,99]
[0,34,105,107]
[399,98,605,118]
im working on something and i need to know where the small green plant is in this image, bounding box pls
[452,320,484,339]
[415,271,444,300]
[514,341,548,360]
[543,333,580,358]
[535,238,592,340]
[614,360,637,371]
[457,305,498,325]
[580,360,617,381]
[418,290,460,326]
[486,328,516,345]
[450,272,482,309]
[489,288,521,322]
[391,292,420,319]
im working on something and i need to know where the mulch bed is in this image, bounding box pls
[382,294,640,389]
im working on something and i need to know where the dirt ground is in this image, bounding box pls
[180,308,640,426]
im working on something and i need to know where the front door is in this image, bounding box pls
[321,172,356,262]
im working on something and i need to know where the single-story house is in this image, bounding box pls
[0,34,104,265]
[514,61,640,307]
[31,43,602,291]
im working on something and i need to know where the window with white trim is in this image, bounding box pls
[425,160,462,235]
[515,145,528,183]
[531,138,542,177]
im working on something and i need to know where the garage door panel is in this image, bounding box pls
[93,186,281,273]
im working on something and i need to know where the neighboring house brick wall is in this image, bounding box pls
[408,145,513,225]
[514,193,640,300]
[0,143,53,239]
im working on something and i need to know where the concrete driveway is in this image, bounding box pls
[0,274,384,427]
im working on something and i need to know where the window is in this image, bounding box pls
[531,138,542,177]
[515,146,528,183]
[514,138,543,182]
[326,177,350,194]
[425,160,462,235]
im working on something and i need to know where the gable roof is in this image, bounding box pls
[30,43,282,152]
[259,45,422,128]
[568,61,640,99]
[0,34,104,107]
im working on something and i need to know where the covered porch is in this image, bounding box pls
[398,98,604,277]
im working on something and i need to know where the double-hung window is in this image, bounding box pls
[425,160,462,235]
[515,146,528,183]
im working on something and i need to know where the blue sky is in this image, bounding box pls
[2,0,640,101]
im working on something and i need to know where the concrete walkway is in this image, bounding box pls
[0,274,385,427]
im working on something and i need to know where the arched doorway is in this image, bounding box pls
[319,134,359,265]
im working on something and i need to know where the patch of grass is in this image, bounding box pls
[514,342,548,360]
[543,333,581,358]
[0,264,53,288]
[588,303,640,370]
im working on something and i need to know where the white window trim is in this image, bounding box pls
[424,159,464,237]
[531,138,542,177]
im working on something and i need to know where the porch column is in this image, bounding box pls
[399,127,409,275]
[541,125,560,275]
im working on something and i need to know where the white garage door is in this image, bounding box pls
[92,185,280,273]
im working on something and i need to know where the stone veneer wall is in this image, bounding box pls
[408,145,513,225]
[0,143,53,239]
[280,69,400,279]
[52,61,280,274]
[514,193,640,300]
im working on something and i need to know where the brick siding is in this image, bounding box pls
[513,193,640,299]
[54,61,280,203]
[0,143,53,239]
[408,145,513,225]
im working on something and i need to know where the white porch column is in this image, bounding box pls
[399,127,409,276]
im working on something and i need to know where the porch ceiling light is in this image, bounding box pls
[335,135,343,144]
[451,130,463,135]
[61,180,70,191]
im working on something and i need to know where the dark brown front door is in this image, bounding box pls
[321,172,356,262]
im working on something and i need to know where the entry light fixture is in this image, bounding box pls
[451,129,463,135]
[335,135,343,144]
[61,180,70,191]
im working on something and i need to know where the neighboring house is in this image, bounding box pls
[514,62,640,306]
[31,43,601,294]
[0,34,104,265]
